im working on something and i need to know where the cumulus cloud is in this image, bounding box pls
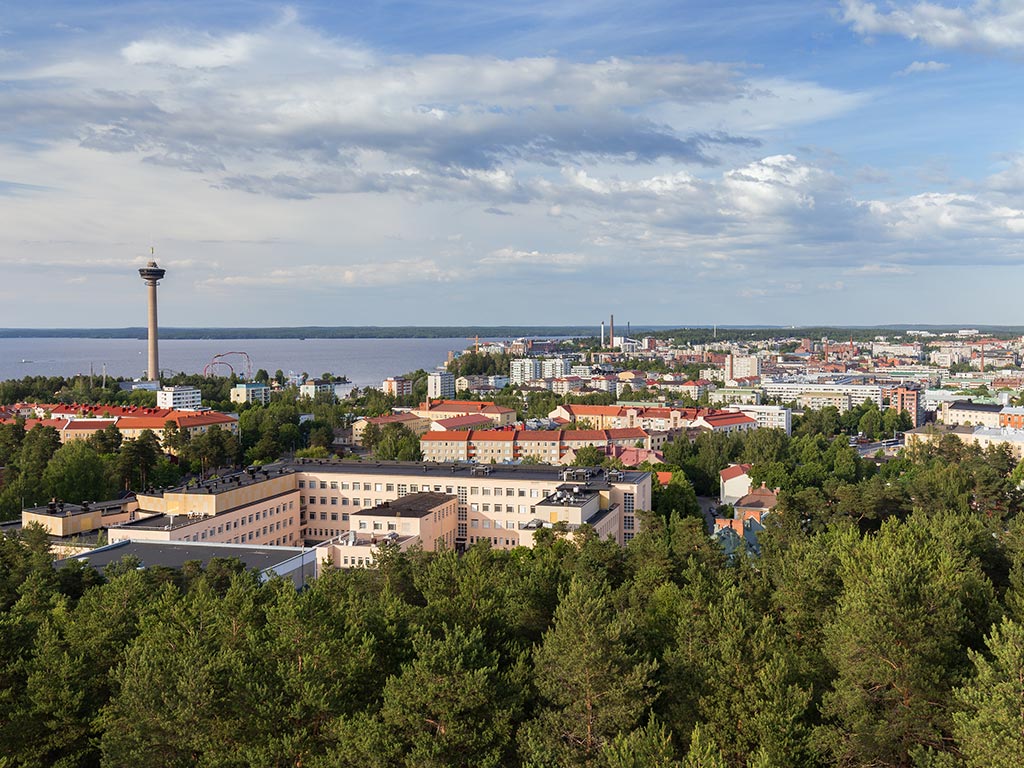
[896,60,949,76]
[841,1,1024,51]
[0,12,879,204]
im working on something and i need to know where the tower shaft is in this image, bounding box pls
[146,280,159,381]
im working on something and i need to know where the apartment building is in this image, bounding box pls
[156,386,203,411]
[351,413,431,445]
[299,380,334,399]
[510,358,541,385]
[540,358,572,379]
[550,404,755,434]
[763,381,883,408]
[412,400,517,427]
[888,385,925,428]
[382,377,414,397]
[230,382,272,406]
[725,354,760,381]
[798,392,853,413]
[420,427,651,465]
[427,371,456,399]
[732,405,792,435]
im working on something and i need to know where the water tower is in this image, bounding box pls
[138,260,166,381]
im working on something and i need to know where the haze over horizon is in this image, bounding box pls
[2,1,1023,327]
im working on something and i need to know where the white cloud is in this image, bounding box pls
[200,259,450,289]
[845,263,913,275]
[896,60,949,76]
[480,247,585,268]
[841,1,1024,51]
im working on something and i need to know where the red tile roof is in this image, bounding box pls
[719,463,753,481]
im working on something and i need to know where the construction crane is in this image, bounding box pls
[467,335,480,354]
[203,351,254,379]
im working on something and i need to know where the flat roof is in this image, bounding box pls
[24,498,133,518]
[353,492,456,517]
[57,540,306,573]
[143,467,296,498]
[274,458,649,485]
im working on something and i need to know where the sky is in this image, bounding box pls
[1,1,1024,328]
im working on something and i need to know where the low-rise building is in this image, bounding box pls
[351,413,431,445]
[719,464,752,505]
[412,400,517,427]
[941,400,1002,428]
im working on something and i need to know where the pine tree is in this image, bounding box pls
[519,576,657,767]
[953,617,1024,767]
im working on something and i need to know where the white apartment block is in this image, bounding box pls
[156,386,203,411]
[510,358,541,385]
[427,371,456,399]
[725,354,760,381]
[540,358,572,379]
[299,380,334,399]
[763,382,883,408]
[733,405,792,435]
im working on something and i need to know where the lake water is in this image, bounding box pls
[0,337,490,388]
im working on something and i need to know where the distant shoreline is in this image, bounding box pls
[0,324,1020,340]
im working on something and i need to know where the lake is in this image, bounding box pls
[0,337,491,388]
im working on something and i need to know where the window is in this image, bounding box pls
[470,503,479,512]
[507,488,514,496]
[300,496,306,505]
[386,483,395,492]
[471,519,479,528]
[342,482,350,490]
[623,515,635,531]
[482,504,490,512]
[298,480,306,488]
[531,489,539,498]
[483,520,491,529]
[470,487,479,495]
[330,481,338,489]
[374,483,382,492]
[342,513,349,522]
[358,521,367,530]
[482,487,491,496]
[373,522,382,531]
[387,522,396,531]
[410,484,418,493]
[330,497,337,505]
[518,489,526,497]
[623,492,635,515]
[320,481,327,489]
[320,497,327,505]
[342,498,349,506]
[494,488,502,496]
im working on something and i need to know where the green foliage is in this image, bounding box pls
[953,617,1024,767]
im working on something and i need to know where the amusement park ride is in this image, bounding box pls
[203,351,254,379]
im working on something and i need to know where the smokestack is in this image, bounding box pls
[138,258,167,382]
[600,321,605,348]
[610,314,615,351]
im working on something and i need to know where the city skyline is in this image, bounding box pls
[2,1,1024,326]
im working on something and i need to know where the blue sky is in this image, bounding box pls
[2,1,1024,327]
